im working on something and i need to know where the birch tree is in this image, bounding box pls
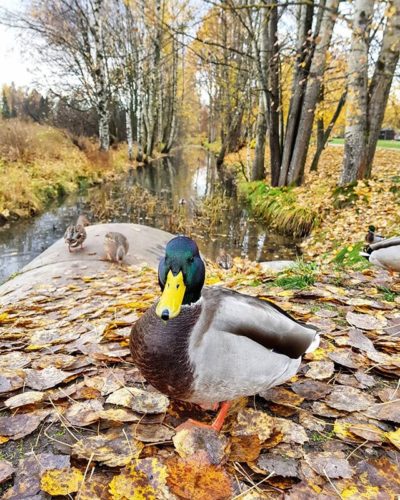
[340,0,375,185]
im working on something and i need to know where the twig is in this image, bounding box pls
[323,468,343,499]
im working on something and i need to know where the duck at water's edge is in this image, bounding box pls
[64,214,90,252]
[361,236,400,273]
[104,231,129,262]
[130,236,320,431]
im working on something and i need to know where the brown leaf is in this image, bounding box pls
[76,472,112,500]
[0,352,31,369]
[109,458,170,500]
[305,360,335,380]
[0,412,48,440]
[72,426,144,467]
[173,427,229,465]
[31,354,76,370]
[232,408,274,441]
[325,386,375,412]
[291,380,332,400]
[348,422,384,443]
[0,460,14,484]
[229,434,261,462]
[25,367,71,390]
[312,402,346,418]
[346,311,386,331]
[274,418,308,444]
[84,369,125,396]
[328,349,363,369]
[347,328,376,352]
[365,400,400,423]
[2,453,70,499]
[284,481,334,499]
[257,454,299,478]
[354,370,376,388]
[64,400,104,426]
[298,412,325,432]
[106,387,169,414]
[260,387,304,406]
[305,451,353,479]
[131,423,174,443]
[166,456,233,500]
[0,369,26,394]
[4,391,45,409]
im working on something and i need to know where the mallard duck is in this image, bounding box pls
[104,232,129,262]
[64,214,90,252]
[130,236,320,431]
[365,225,385,245]
[216,248,233,270]
[361,236,400,272]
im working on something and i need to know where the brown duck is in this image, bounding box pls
[130,236,319,431]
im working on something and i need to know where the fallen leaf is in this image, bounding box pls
[305,360,335,380]
[2,453,70,499]
[0,369,26,394]
[325,386,375,412]
[64,400,104,426]
[0,352,31,369]
[0,460,14,484]
[0,412,48,440]
[166,456,233,500]
[25,367,71,390]
[257,454,299,478]
[347,328,376,352]
[305,451,353,479]
[346,311,386,331]
[385,427,400,450]
[72,426,144,467]
[32,354,76,370]
[173,427,229,465]
[274,418,308,444]
[229,434,261,462]
[132,423,174,443]
[328,349,363,369]
[365,400,400,423]
[109,458,170,500]
[260,387,304,406]
[232,408,274,442]
[76,472,111,500]
[40,467,83,496]
[291,380,332,400]
[106,387,169,414]
[4,391,45,409]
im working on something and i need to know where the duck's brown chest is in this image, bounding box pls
[129,304,201,400]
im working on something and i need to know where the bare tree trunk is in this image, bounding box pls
[92,0,109,151]
[278,1,314,186]
[310,90,347,171]
[136,77,144,162]
[252,93,267,180]
[125,103,133,161]
[287,0,340,185]
[340,0,375,185]
[267,3,281,186]
[365,0,400,176]
[251,2,268,181]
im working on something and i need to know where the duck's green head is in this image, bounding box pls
[368,225,376,232]
[156,236,205,321]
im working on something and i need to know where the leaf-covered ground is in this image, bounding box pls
[0,260,399,499]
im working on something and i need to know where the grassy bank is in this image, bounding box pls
[0,119,129,220]
[329,137,400,149]
[220,143,400,260]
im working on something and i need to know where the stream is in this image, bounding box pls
[0,147,301,284]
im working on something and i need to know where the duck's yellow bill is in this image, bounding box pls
[156,271,186,320]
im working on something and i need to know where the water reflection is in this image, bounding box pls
[0,147,301,284]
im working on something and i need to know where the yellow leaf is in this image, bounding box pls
[40,467,83,496]
[385,427,400,450]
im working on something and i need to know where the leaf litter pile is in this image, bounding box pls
[0,260,399,499]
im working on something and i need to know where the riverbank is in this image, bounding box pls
[0,229,399,498]
[214,143,400,260]
[0,119,132,222]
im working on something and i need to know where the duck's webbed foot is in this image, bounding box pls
[176,401,231,433]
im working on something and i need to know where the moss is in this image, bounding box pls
[239,181,318,237]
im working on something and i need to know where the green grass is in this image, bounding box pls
[239,182,318,237]
[332,242,370,270]
[329,138,400,149]
[378,286,398,302]
[272,260,317,290]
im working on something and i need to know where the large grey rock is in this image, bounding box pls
[259,260,295,273]
[0,224,173,305]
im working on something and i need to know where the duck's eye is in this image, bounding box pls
[188,257,194,264]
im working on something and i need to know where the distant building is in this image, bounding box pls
[379,128,395,140]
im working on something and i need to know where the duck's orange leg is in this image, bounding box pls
[177,401,231,432]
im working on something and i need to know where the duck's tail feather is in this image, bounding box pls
[305,332,320,353]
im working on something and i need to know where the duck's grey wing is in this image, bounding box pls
[370,236,400,251]
[202,288,319,359]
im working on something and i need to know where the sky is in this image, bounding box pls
[0,0,36,87]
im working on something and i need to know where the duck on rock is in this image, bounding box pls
[130,236,320,431]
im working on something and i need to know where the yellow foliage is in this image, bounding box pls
[40,467,83,496]
[385,427,400,450]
